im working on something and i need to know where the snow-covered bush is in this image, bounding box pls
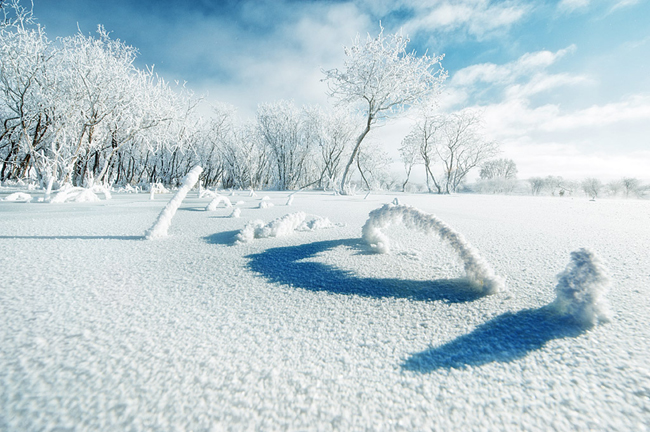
[551,248,611,327]
[205,195,233,211]
[362,203,504,295]
[259,201,274,209]
[145,166,202,240]
[3,192,32,202]
[235,212,335,243]
[49,183,111,203]
[230,208,241,218]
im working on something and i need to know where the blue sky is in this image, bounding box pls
[33,0,650,180]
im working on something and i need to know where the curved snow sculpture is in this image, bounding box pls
[551,248,611,327]
[362,203,504,295]
[205,195,233,211]
[145,166,203,240]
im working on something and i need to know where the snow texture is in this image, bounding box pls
[144,166,203,240]
[3,192,32,202]
[362,203,504,295]
[205,195,233,211]
[552,248,611,328]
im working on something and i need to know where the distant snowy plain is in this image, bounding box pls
[1,190,649,430]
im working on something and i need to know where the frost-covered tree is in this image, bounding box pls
[398,130,422,192]
[434,110,499,194]
[528,177,545,195]
[356,145,392,191]
[257,100,317,190]
[304,106,356,190]
[323,26,446,194]
[480,158,517,180]
[622,177,640,198]
[582,177,602,200]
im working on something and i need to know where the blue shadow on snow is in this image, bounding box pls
[245,238,483,303]
[402,306,585,372]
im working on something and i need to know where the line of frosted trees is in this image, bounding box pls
[5,2,500,195]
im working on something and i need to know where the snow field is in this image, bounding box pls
[1,191,649,430]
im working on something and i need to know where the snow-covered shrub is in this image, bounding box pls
[145,166,203,240]
[235,212,335,243]
[51,187,100,203]
[205,195,233,211]
[199,189,218,199]
[551,248,611,327]
[259,201,274,209]
[3,192,32,202]
[362,203,504,295]
[230,208,241,218]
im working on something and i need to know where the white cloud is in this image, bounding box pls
[452,45,577,87]
[557,0,591,13]
[402,0,528,39]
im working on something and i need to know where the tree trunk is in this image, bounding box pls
[340,113,372,194]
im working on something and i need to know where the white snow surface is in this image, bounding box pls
[1,191,649,431]
[362,203,504,295]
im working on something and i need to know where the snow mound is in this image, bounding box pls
[51,187,98,203]
[230,208,241,218]
[3,192,32,202]
[551,248,611,328]
[259,201,274,209]
[199,189,217,199]
[150,183,169,194]
[235,213,335,244]
[362,203,504,295]
[205,195,233,211]
[261,196,270,201]
[145,166,203,240]
[286,195,294,206]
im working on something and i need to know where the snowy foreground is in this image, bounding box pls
[1,190,649,430]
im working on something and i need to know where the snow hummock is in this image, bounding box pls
[362,203,504,295]
[50,184,111,203]
[145,166,203,240]
[205,195,233,211]
[259,201,274,209]
[235,212,335,243]
[230,208,241,218]
[551,248,611,328]
[3,192,32,202]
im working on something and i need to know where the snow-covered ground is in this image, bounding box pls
[1,190,649,430]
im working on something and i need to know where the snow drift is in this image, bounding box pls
[235,212,335,243]
[50,184,111,203]
[145,166,202,240]
[362,203,504,295]
[551,248,611,327]
[3,192,32,202]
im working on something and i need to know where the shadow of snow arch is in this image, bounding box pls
[403,248,611,372]
[246,238,484,303]
[363,203,504,295]
[402,306,585,372]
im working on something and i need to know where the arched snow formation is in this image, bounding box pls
[205,195,233,211]
[362,203,504,295]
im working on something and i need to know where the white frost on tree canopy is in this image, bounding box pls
[551,248,611,328]
[205,195,233,211]
[362,203,504,295]
[235,212,335,244]
[145,166,202,240]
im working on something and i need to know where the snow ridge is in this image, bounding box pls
[235,213,336,243]
[145,166,203,240]
[552,248,611,327]
[205,195,233,211]
[362,203,504,295]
